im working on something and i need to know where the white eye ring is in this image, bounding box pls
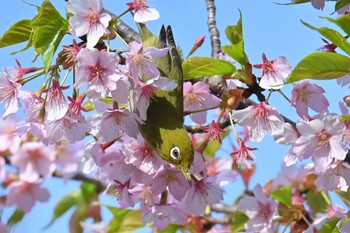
[170,147,181,160]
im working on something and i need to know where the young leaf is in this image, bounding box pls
[46,190,82,227]
[231,211,249,233]
[271,186,292,207]
[80,182,97,205]
[306,190,330,213]
[7,209,25,227]
[319,217,341,233]
[182,57,236,80]
[31,0,69,72]
[285,52,350,83]
[222,11,249,66]
[105,206,143,233]
[0,19,32,48]
[159,224,180,233]
[322,14,350,37]
[335,189,350,208]
[302,20,350,56]
[335,0,350,12]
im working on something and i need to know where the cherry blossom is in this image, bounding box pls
[59,39,85,69]
[80,221,106,233]
[232,102,284,142]
[201,120,227,143]
[231,138,256,167]
[183,81,221,124]
[142,202,189,230]
[0,157,5,181]
[11,141,56,181]
[293,113,348,173]
[0,117,21,154]
[67,0,111,48]
[43,79,69,121]
[0,71,22,118]
[75,48,120,98]
[237,184,278,233]
[122,135,165,175]
[99,108,141,140]
[206,157,237,187]
[6,178,50,212]
[253,53,292,90]
[337,74,350,87]
[291,80,329,119]
[316,161,350,191]
[126,41,168,81]
[45,94,91,143]
[127,0,160,24]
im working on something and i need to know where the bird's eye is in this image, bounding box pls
[170,147,181,160]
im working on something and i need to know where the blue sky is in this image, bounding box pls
[0,0,349,232]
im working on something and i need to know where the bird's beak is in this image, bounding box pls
[181,169,192,186]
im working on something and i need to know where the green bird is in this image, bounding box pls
[138,25,194,182]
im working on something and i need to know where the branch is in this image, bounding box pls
[205,0,221,57]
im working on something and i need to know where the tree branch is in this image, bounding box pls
[205,0,221,57]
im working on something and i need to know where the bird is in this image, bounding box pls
[138,25,194,182]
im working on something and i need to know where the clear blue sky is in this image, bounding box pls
[0,0,348,232]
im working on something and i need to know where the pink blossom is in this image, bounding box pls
[337,74,350,87]
[183,81,221,124]
[201,120,227,143]
[135,76,177,120]
[293,114,348,173]
[75,48,120,98]
[55,141,85,180]
[317,38,337,53]
[123,135,165,175]
[12,142,56,180]
[43,79,69,121]
[151,166,190,201]
[5,59,37,80]
[0,117,21,154]
[45,94,91,143]
[67,0,111,48]
[183,175,223,215]
[316,161,350,191]
[126,41,168,80]
[232,102,284,142]
[0,222,8,233]
[231,138,256,167]
[0,71,22,118]
[142,203,188,230]
[6,178,50,212]
[129,184,160,207]
[0,157,5,182]
[237,184,278,233]
[110,68,130,103]
[340,220,350,233]
[60,39,85,69]
[273,163,309,189]
[112,179,135,208]
[100,108,141,140]
[127,0,160,24]
[22,92,44,122]
[206,157,237,187]
[291,80,329,119]
[253,53,292,90]
[311,0,325,10]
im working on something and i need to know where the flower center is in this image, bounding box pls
[87,8,99,24]
[28,149,41,161]
[134,0,148,10]
[298,89,310,102]
[317,130,330,147]
[90,65,105,80]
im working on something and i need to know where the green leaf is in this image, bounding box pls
[319,217,341,233]
[335,0,350,12]
[0,19,32,48]
[271,186,292,207]
[323,14,350,37]
[231,211,249,233]
[46,190,81,227]
[159,224,180,233]
[7,209,25,227]
[137,23,157,48]
[106,206,143,233]
[335,188,350,208]
[182,57,236,80]
[285,52,350,83]
[302,20,350,56]
[80,182,97,205]
[306,191,330,213]
[222,11,249,66]
[31,0,69,72]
